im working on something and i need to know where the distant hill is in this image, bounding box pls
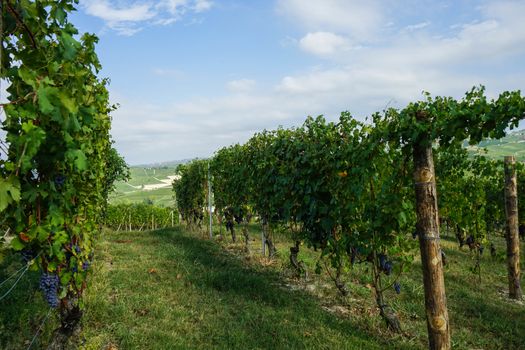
[466,129,525,161]
[132,158,193,168]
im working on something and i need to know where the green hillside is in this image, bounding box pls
[110,166,179,207]
[467,129,525,161]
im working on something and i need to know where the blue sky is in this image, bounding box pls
[71,0,525,164]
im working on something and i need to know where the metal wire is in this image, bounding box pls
[0,264,29,301]
[0,262,28,289]
[27,308,53,350]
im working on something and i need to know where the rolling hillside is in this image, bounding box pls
[110,166,180,207]
[467,129,525,161]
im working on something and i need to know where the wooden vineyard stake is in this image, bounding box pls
[413,111,451,350]
[504,156,522,300]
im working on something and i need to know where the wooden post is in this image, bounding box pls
[208,163,213,239]
[171,210,174,227]
[504,156,522,300]
[261,219,266,256]
[129,212,132,231]
[413,111,451,350]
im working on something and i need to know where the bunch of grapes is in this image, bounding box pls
[393,281,401,294]
[234,214,243,224]
[20,249,35,263]
[379,254,393,275]
[39,273,60,308]
[54,175,66,187]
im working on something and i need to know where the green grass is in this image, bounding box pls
[79,228,397,349]
[110,187,175,207]
[1,225,524,349]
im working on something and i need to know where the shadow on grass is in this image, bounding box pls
[443,271,525,349]
[146,228,418,350]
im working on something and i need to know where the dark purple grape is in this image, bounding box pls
[466,235,474,245]
[82,261,89,271]
[383,261,393,276]
[39,273,59,308]
[54,175,66,187]
[393,282,401,294]
[74,245,81,253]
[378,254,387,270]
[234,214,242,224]
[20,249,35,263]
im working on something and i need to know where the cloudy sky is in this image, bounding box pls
[70,0,525,164]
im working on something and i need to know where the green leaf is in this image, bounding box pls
[17,66,36,88]
[37,86,55,114]
[55,7,67,24]
[10,236,25,251]
[0,176,21,212]
[66,149,88,171]
[60,32,79,60]
[58,91,78,114]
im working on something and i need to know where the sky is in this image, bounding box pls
[68,0,525,165]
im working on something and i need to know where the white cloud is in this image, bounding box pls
[194,0,213,13]
[402,21,430,32]
[276,0,383,41]
[299,31,351,56]
[83,0,155,22]
[226,79,256,93]
[277,0,525,97]
[80,0,213,35]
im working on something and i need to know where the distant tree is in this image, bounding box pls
[103,146,130,204]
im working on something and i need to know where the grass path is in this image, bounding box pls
[1,226,523,349]
[80,228,413,349]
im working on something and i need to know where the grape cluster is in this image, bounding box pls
[379,254,393,275]
[234,214,243,224]
[393,281,401,294]
[465,235,475,248]
[82,261,90,271]
[20,249,35,263]
[39,273,59,308]
[54,175,66,187]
